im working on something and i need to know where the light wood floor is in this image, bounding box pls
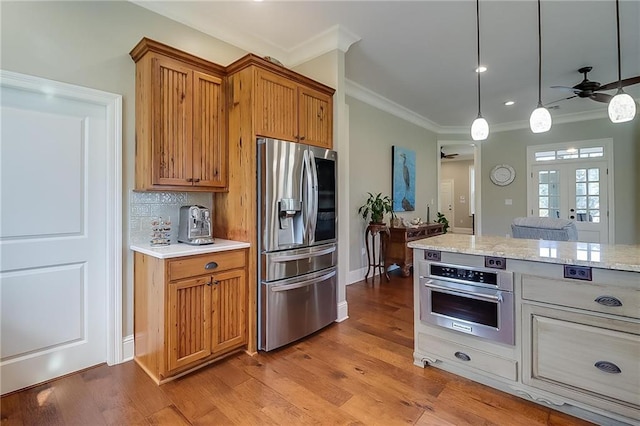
[1,272,594,425]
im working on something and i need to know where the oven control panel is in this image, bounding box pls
[430,264,498,285]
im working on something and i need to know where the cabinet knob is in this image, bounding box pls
[594,295,622,307]
[193,178,200,183]
[299,136,306,141]
[594,361,621,374]
[205,262,218,270]
[212,279,220,286]
[454,351,471,362]
[186,178,193,182]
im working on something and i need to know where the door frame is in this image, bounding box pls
[1,70,124,365]
[437,140,482,235]
[526,139,615,244]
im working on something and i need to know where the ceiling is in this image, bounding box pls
[135,0,640,131]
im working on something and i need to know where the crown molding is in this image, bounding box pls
[345,79,440,133]
[287,25,361,67]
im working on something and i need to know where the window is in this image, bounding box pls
[534,146,603,162]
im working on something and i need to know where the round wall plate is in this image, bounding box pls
[490,164,516,186]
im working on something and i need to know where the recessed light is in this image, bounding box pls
[504,101,515,106]
[475,66,487,73]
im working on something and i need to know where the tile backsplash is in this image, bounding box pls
[129,191,213,245]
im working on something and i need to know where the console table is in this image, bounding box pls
[385,223,444,276]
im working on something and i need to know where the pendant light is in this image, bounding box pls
[608,0,636,123]
[471,0,489,141]
[529,0,552,133]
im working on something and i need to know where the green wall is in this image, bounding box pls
[479,117,640,243]
[347,96,438,275]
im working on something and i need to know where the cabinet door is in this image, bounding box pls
[193,71,226,188]
[211,269,247,354]
[298,85,333,148]
[254,69,298,142]
[167,276,211,371]
[152,56,193,186]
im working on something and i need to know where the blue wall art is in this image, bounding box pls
[392,146,415,212]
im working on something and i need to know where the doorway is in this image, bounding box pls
[438,142,480,235]
[0,71,123,394]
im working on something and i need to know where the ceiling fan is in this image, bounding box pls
[550,66,640,104]
[440,148,458,159]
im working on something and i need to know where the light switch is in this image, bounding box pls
[505,199,512,205]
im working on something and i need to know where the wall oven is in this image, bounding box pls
[419,262,515,345]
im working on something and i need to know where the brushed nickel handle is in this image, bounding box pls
[186,177,193,182]
[299,136,306,141]
[205,261,218,270]
[594,296,622,307]
[454,351,471,362]
[193,178,200,183]
[211,279,220,286]
[594,361,621,374]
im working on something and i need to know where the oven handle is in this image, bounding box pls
[424,280,503,303]
[271,270,336,292]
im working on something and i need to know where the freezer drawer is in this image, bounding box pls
[262,243,336,282]
[261,267,337,351]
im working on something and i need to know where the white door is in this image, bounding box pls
[531,161,609,243]
[1,82,109,393]
[440,179,454,227]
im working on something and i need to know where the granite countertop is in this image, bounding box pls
[408,234,640,273]
[131,238,250,259]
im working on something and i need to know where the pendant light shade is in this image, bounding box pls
[530,106,552,133]
[470,0,488,141]
[529,0,551,133]
[471,116,489,140]
[608,0,636,123]
[608,91,636,123]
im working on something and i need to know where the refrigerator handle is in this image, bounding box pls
[270,270,336,292]
[309,150,319,244]
[303,149,313,244]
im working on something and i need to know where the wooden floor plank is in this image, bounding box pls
[0,272,595,426]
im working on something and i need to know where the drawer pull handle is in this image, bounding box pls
[594,296,622,307]
[594,361,621,374]
[454,351,471,362]
[205,262,218,270]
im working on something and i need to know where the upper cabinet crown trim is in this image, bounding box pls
[130,37,226,76]
[226,54,335,96]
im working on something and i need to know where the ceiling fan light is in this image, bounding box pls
[608,91,636,123]
[530,106,552,133]
[471,116,489,141]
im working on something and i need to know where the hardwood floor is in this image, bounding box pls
[1,272,594,425]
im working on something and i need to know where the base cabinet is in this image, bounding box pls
[135,249,248,383]
[522,303,640,420]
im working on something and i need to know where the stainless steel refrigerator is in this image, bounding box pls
[257,138,338,351]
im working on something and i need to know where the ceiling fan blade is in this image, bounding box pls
[590,93,613,103]
[597,76,640,91]
[546,95,577,105]
[551,85,581,93]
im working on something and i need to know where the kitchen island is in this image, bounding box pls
[408,234,639,426]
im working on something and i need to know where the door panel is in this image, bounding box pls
[532,162,608,243]
[211,269,247,354]
[168,276,211,371]
[153,56,193,186]
[440,179,454,227]
[254,69,298,142]
[0,88,108,394]
[193,71,225,188]
[299,86,332,148]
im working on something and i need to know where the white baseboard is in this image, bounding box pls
[122,334,134,362]
[336,301,349,322]
[451,227,473,235]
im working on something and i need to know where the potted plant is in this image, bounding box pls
[358,192,393,224]
[436,212,450,233]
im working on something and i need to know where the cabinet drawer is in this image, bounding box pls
[530,314,640,407]
[416,333,517,381]
[169,250,245,281]
[522,275,640,319]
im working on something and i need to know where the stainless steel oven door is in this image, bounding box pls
[420,278,515,345]
[260,267,337,351]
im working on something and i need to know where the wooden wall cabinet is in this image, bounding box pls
[254,66,333,149]
[134,249,247,384]
[130,38,227,191]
